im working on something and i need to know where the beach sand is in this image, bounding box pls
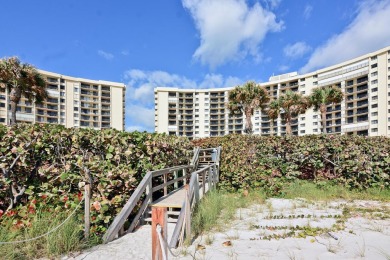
[65,198,390,260]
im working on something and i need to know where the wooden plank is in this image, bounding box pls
[152,207,167,260]
[152,175,187,193]
[163,174,167,196]
[152,188,187,208]
[103,173,152,243]
[174,171,178,189]
[202,170,206,196]
[152,165,192,178]
[127,193,152,233]
[169,203,186,248]
[185,187,191,238]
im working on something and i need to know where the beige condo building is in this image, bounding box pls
[155,46,390,139]
[0,69,126,130]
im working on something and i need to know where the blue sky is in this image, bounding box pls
[1,0,390,132]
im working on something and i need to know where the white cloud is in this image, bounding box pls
[124,69,244,132]
[279,65,290,72]
[97,50,114,60]
[301,0,390,73]
[182,0,284,68]
[126,104,155,131]
[303,4,313,20]
[121,50,129,56]
[126,125,146,132]
[266,0,281,9]
[283,42,311,59]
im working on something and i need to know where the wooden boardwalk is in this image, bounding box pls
[102,147,221,260]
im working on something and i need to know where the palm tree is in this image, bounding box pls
[227,81,270,134]
[0,57,47,125]
[278,90,310,135]
[309,86,344,134]
[266,99,280,136]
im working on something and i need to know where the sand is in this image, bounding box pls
[65,198,390,260]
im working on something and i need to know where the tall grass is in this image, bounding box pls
[0,208,87,260]
[191,189,266,236]
[280,181,390,201]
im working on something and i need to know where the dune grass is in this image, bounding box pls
[191,189,266,236]
[280,180,390,201]
[191,180,390,237]
[0,208,94,260]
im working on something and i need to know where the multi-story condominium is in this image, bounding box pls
[0,69,126,130]
[155,45,390,139]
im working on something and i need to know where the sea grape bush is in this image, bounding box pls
[193,134,390,192]
[0,124,191,236]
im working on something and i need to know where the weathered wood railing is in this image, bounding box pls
[102,146,221,245]
[169,162,219,248]
[103,165,192,243]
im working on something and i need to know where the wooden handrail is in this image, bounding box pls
[103,172,152,243]
[103,165,192,243]
[103,146,222,245]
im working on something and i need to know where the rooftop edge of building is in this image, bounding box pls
[38,69,126,89]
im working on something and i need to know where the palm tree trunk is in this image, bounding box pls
[320,105,327,134]
[285,116,292,135]
[270,120,274,136]
[9,87,21,126]
[244,108,253,134]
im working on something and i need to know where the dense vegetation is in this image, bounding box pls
[193,134,390,194]
[0,124,191,237]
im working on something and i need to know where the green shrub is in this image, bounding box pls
[0,123,192,237]
[193,134,390,192]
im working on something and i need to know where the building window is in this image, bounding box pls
[371,120,378,124]
[372,104,378,108]
[372,96,378,101]
[313,129,318,133]
[74,87,79,93]
[371,80,378,84]
[371,71,377,76]
[371,128,378,132]
[313,115,318,119]
[371,63,377,69]
[74,107,79,111]
[371,87,378,92]
[300,130,305,134]
[300,124,305,127]
[371,112,378,116]
[313,122,318,125]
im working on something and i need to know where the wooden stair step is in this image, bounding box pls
[147,210,180,216]
[143,217,178,223]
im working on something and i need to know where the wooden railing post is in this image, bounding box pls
[185,185,191,240]
[163,173,167,196]
[202,169,206,196]
[183,168,187,185]
[174,170,178,189]
[208,167,212,192]
[152,206,167,260]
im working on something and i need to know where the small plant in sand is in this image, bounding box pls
[356,238,366,258]
[204,234,214,245]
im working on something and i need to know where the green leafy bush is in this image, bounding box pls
[0,123,191,237]
[193,134,390,192]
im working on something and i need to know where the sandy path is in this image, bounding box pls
[65,199,390,260]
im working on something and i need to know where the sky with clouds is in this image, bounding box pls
[1,0,390,132]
